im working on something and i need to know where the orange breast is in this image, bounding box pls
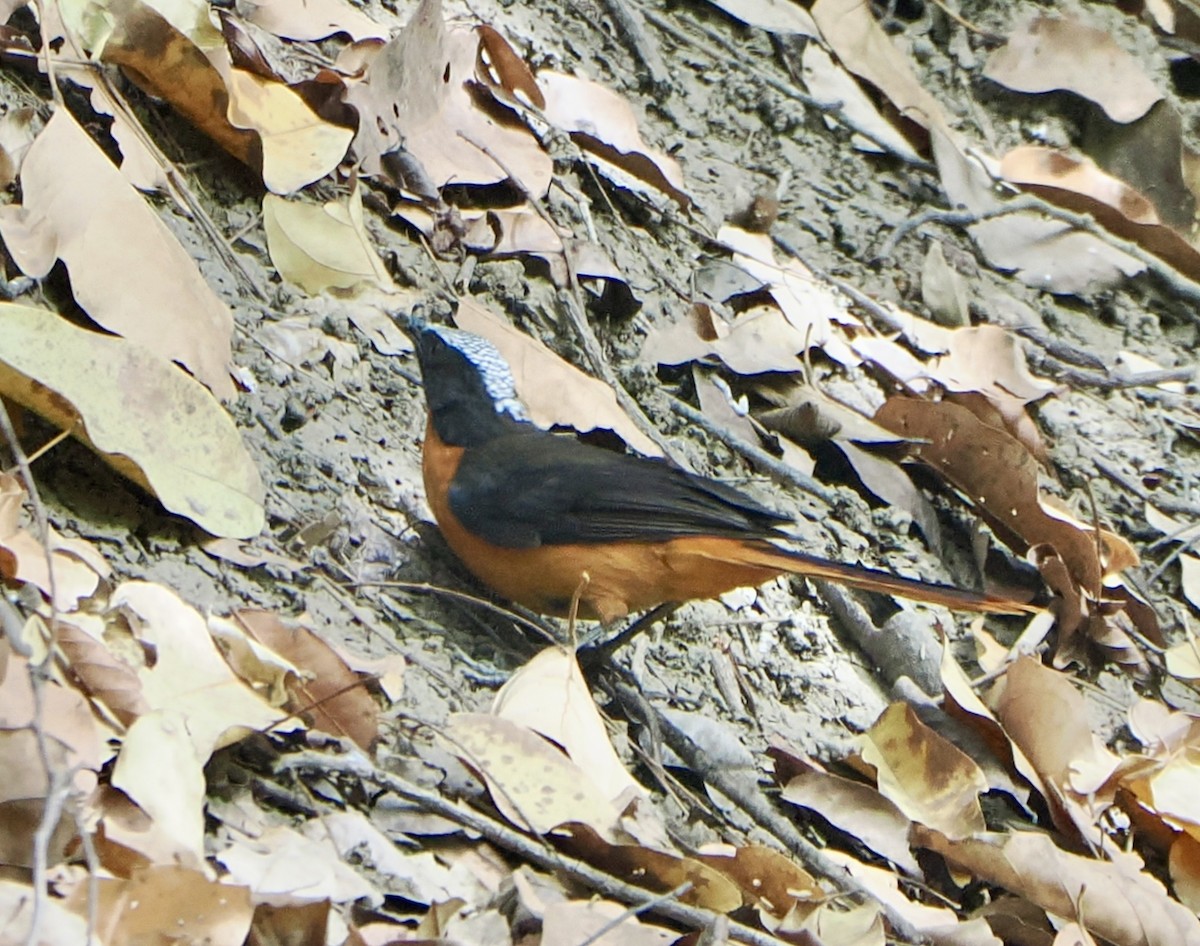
[421,418,787,621]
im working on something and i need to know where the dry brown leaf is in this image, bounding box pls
[224,68,355,194]
[245,0,387,42]
[992,657,1120,848]
[939,644,1045,811]
[696,845,821,922]
[948,391,1049,468]
[0,106,35,188]
[249,902,331,946]
[648,304,813,375]
[0,303,264,539]
[493,647,643,807]
[999,145,1200,284]
[58,0,351,192]
[996,657,1120,796]
[921,241,970,326]
[0,655,105,868]
[857,702,987,839]
[444,713,623,837]
[63,866,254,946]
[694,368,757,443]
[720,225,861,365]
[811,0,952,134]
[1182,553,1200,611]
[777,898,885,946]
[551,822,743,912]
[756,386,903,445]
[1003,145,1160,225]
[452,298,661,456]
[56,618,149,726]
[311,810,465,905]
[837,442,944,550]
[206,613,298,707]
[348,0,551,196]
[539,70,689,207]
[984,15,1162,124]
[235,609,379,752]
[931,325,1057,405]
[1119,701,1200,853]
[873,397,1130,600]
[820,850,969,939]
[780,769,920,875]
[913,828,1200,946]
[476,24,545,110]
[540,900,677,946]
[54,0,254,166]
[0,109,235,398]
[1172,832,1200,914]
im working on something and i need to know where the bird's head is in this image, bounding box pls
[408,321,530,446]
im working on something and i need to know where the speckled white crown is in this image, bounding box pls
[427,325,529,421]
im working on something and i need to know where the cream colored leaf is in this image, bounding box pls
[540,70,688,206]
[698,0,816,34]
[4,109,235,398]
[226,69,354,195]
[493,647,643,807]
[246,0,387,42]
[0,303,264,539]
[811,0,951,132]
[264,185,392,294]
[444,712,622,837]
[114,582,287,758]
[110,710,207,869]
[217,824,380,905]
[802,43,921,161]
[348,0,551,195]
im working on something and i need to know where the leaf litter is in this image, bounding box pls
[2,0,1200,944]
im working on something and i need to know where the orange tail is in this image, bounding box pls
[741,542,1040,615]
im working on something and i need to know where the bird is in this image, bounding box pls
[410,322,1038,623]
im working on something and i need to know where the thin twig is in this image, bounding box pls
[877,194,1200,323]
[669,396,833,506]
[577,882,695,946]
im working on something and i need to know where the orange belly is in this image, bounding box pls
[421,419,785,621]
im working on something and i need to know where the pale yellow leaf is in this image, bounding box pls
[0,303,264,539]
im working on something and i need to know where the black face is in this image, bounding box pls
[411,325,528,447]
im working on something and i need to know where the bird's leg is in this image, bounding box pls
[578,601,682,668]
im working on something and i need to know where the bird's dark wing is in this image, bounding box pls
[448,429,788,548]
